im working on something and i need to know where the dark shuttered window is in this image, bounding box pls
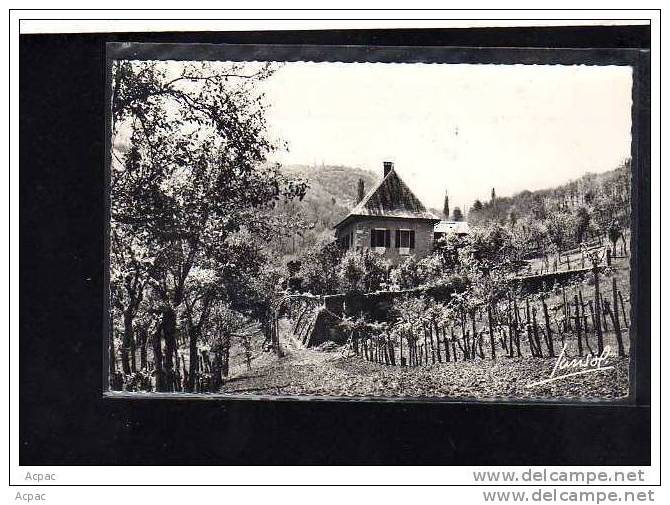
[371,229,390,248]
[396,230,416,249]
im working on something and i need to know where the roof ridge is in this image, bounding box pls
[334,166,440,229]
[353,166,396,211]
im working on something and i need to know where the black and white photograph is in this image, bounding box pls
[107,49,635,401]
[106,48,638,402]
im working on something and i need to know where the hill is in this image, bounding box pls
[468,160,630,226]
[271,164,379,255]
[466,159,631,256]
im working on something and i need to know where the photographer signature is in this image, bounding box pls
[526,344,613,388]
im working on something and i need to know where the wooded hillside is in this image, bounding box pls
[466,160,631,258]
[468,161,630,228]
[271,164,379,255]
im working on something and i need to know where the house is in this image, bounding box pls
[433,220,470,241]
[334,162,441,263]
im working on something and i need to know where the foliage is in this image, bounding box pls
[466,223,516,264]
[465,160,631,256]
[299,234,345,295]
[338,313,388,340]
[389,255,421,290]
[109,60,307,391]
[336,249,391,294]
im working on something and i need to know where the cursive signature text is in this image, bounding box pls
[526,344,613,388]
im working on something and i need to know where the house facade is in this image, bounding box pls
[334,162,441,264]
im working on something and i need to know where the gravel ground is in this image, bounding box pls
[219,339,630,401]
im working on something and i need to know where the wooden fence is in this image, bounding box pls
[352,275,629,367]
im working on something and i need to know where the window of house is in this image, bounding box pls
[370,229,390,248]
[395,229,415,254]
[339,230,355,249]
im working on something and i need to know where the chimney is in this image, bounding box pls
[357,178,365,203]
[383,161,394,177]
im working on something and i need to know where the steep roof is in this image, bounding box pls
[334,167,440,229]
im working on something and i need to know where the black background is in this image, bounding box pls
[19,24,651,467]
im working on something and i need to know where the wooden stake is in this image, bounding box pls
[599,292,609,332]
[574,295,583,357]
[532,307,543,358]
[617,288,629,329]
[541,296,555,357]
[487,305,496,360]
[593,268,604,354]
[604,299,625,357]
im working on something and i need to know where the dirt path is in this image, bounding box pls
[219,333,345,395]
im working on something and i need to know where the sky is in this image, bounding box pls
[261,62,633,213]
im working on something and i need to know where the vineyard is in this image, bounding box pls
[344,266,629,369]
[253,244,631,398]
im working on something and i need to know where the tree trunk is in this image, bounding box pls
[523,301,535,357]
[121,310,133,375]
[212,347,224,389]
[588,301,599,355]
[506,301,514,357]
[433,322,441,363]
[450,327,457,362]
[162,308,177,392]
[222,335,231,377]
[444,330,451,362]
[174,344,182,392]
[187,323,199,392]
[109,330,120,390]
[130,327,137,373]
[139,326,148,370]
[580,294,594,355]
[152,323,165,391]
[387,335,396,366]
[462,312,470,359]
